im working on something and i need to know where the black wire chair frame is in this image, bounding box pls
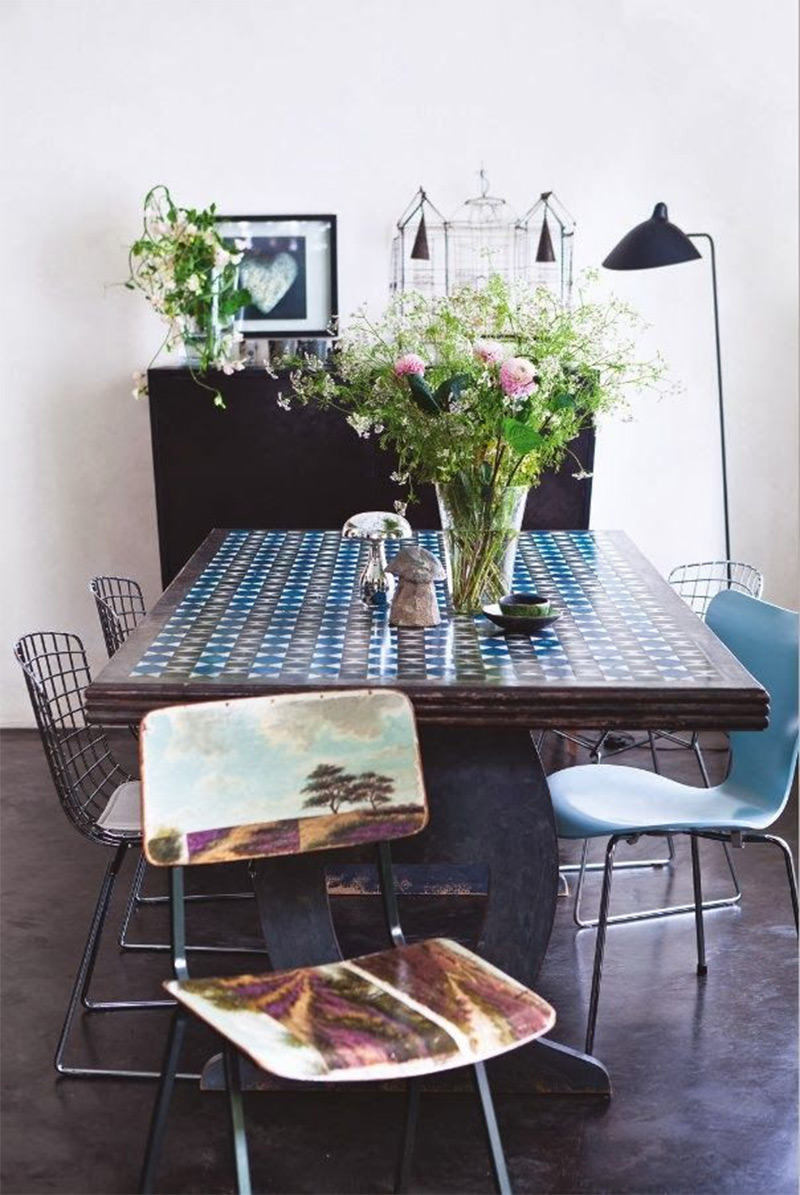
[87,577,261,959]
[89,575,147,658]
[13,631,185,1080]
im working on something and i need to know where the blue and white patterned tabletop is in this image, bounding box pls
[128,529,720,689]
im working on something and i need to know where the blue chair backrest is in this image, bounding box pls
[706,590,799,818]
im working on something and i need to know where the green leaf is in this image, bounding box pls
[433,373,472,409]
[407,373,440,415]
[552,391,577,411]
[501,418,544,456]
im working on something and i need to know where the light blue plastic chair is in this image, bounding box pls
[547,590,799,1055]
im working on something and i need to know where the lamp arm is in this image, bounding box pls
[687,232,731,561]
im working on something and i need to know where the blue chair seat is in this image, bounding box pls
[549,766,776,840]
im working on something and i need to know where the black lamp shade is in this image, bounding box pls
[603,202,701,270]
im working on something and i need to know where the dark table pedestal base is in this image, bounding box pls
[223,725,610,1096]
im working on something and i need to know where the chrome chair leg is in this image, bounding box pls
[225,1045,252,1195]
[472,1061,511,1195]
[585,835,621,1056]
[139,1007,190,1192]
[572,834,740,929]
[394,1077,421,1194]
[744,833,799,932]
[690,835,708,975]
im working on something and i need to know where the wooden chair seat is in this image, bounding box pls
[168,937,555,1084]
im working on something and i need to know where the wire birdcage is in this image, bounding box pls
[390,187,450,298]
[516,191,576,303]
[447,170,518,292]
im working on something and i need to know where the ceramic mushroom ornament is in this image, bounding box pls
[385,546,445,628]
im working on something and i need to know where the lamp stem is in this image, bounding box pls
[688,232,731,561]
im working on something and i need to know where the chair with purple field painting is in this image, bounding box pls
[138,689,556,1195]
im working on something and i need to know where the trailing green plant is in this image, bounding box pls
[288,273,669,505]
[126,184,251,407]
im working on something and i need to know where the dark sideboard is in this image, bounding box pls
[147,367,596,587]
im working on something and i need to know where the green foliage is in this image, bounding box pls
[289,274,669,495]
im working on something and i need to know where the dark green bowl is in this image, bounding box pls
[499,592,551,618]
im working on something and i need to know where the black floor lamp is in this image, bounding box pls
[602,203,731,560]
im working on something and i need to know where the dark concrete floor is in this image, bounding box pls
[1,728,797,1195]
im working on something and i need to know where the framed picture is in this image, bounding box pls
[215,214,337,338]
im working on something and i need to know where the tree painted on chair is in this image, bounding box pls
[302,764,358,815]
[350,771,396,813]
[302,765,397,816]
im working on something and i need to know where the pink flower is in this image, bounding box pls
[394,353,426,378]
[500,357,537,398]
[473,339,505,365]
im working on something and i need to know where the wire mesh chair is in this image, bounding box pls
[668,560,764,617]
[89,575,147,657]
[13,631,181,1080]
[87,577,263,961]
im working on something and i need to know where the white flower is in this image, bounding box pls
[276,393,291,411]
[393,501,408,515]
[390,470,409,485]
[347,413,372,439]
[186,275,202,294]
[221,359,245,376]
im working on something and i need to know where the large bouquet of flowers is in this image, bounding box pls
[289,275,667,611]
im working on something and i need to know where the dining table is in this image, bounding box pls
[86,527,768,1095]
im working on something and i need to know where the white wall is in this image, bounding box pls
[1,0,797,725]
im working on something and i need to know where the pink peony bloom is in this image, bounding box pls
[499,357,537,398]
[473,339,505,365]
[394,353,426,378]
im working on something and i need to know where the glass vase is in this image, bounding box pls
[436,473,528,613]
[179,268,234,367]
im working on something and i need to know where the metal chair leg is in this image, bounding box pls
[690,835,708,975]
[744,833,799,932]
[224,1045,252,1195]
[139,1007,190,1193]
[118,852,269,958]
[585,835,620,1056]
[691,732,712,787]
[472,1062,511,1195]
[56,844,125,1076]
[647,731,661,774]
[572,832,740,929]
[56,845,198,1081]
[394,1077,420,1194]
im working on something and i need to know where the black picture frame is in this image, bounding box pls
[215,214,338,339]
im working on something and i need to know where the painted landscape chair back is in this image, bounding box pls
[141,689,429,871]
